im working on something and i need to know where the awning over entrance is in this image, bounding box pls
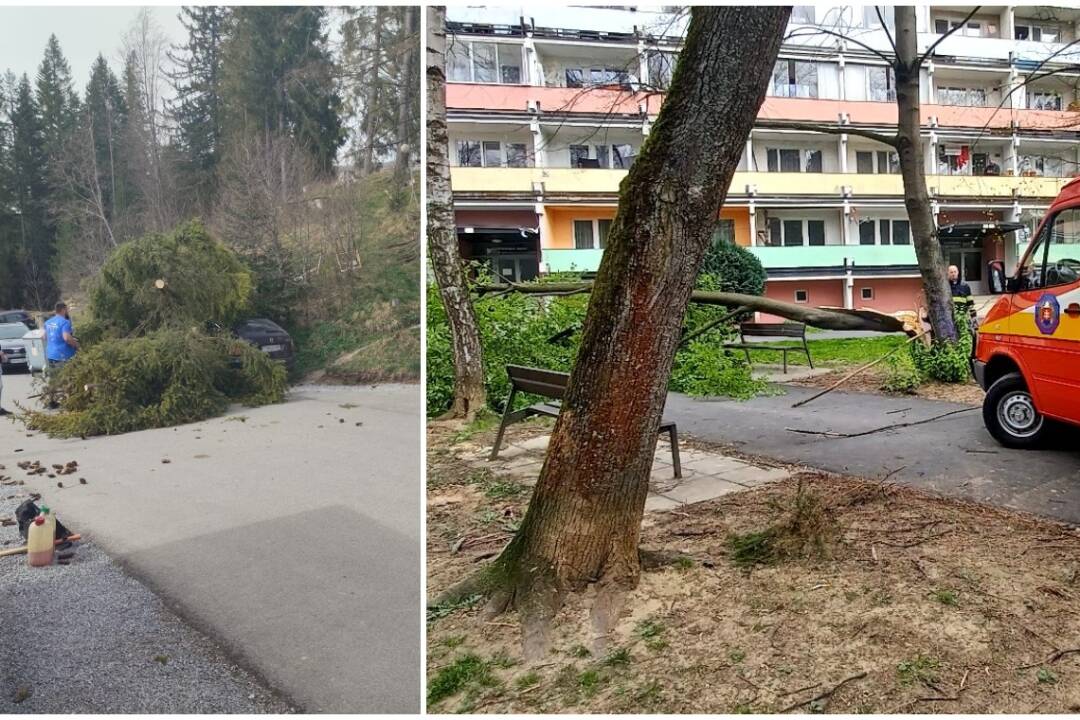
[937,222,1024,240]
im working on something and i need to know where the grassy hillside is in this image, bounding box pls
[289,170,420,383]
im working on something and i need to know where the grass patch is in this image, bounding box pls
[603,648,632,667]
[931,588,960,606]
[897,655,940,686]
[427,654,499,706]
[756,335,905,367]
[427,594,483,623]
[515,672,541,690]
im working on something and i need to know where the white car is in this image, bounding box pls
[0,322,31,371]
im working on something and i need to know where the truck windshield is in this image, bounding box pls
[1019,207,1080,290]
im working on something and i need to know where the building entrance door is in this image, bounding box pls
[945,246,984,294]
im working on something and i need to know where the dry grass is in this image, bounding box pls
[427,423,1080,714]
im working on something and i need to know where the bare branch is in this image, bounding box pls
[782,121,899,147]
[919,6,983,67]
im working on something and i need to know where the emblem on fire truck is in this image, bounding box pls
[1035,293,1061,335]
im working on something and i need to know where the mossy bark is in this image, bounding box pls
[468,6,792,655]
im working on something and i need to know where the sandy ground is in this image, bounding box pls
[427,422,1080,714]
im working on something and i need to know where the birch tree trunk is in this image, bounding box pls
[895,7,957,342]
[362,6,385,177]
[442,6,791,658]
[394,6,419,186]
[427,5,486,419]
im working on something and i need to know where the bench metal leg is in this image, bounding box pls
[489,389,517,460]
[666,425,682,479]
[804,342,814,369]
[782,349,788,374]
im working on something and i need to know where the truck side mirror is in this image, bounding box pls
[987,260,1006,294]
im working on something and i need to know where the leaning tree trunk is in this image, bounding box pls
[427,5,486,419]
[895,7,957,342]
[446,6,791,658]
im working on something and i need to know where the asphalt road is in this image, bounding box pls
[665,386,1080,525]
[0,371,421,713]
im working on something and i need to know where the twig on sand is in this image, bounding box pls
[786,407,976,439]
[778,671,867,713]
[778,681,822,697]
[1017,647,1080,670]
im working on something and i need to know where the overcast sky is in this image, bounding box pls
[0,6,183,91]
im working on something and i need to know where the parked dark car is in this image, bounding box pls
[0,310,37,330]
[233,319,296,368]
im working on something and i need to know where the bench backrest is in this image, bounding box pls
[739,322,806,339]
[506,364,569,399]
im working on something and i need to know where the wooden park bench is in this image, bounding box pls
[489,365,682,478]
[723,322,813,374]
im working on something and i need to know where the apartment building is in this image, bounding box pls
[445,5,1080,312]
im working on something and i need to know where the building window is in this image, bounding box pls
[790,6,815,24]
[645,50,678,90]
[570,143,636,169]
[1016,23,1061,43]
[861,287,874,300]
[1019,154,1066,178]
[1028,91,1063,110]
[455,139,532,168]
[771,59,818,98]
[855,150,898,174]
[482,141,502,168]
[573,220,595,249]
[937,86,988,107]
[857,218,910,245]
[573,218,613,249]
[767,147,822,173]
[505,143,528,168]
[933,16,997,37]
[566,66,629,89]
[447,40,523,84]
[712,218,736,245]
[794,289,809,303]
[867,66,895,102]
[456,140,482,167]
[597,219,612,248]
[769,217,826,247]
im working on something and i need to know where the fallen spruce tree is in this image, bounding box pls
[22,221,287,437]
[24,329,287,438]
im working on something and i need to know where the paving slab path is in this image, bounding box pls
[0,372,421,713]
[664,387,1080,525]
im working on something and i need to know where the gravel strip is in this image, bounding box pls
[0,488,293,713]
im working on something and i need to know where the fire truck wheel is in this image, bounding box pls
[982,372,1048,449]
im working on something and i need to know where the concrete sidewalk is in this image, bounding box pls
[0,372,421,713]
[665,387,1080,526]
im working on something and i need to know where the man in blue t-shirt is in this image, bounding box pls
[44,302,79,367]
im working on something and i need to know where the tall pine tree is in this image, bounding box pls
[169,5,230,195]
[10,74,56,308]
[0,73,21,307]
[221,7,344,175]
[35,34,80,167]
[83,55,129,226]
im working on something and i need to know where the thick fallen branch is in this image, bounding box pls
[475,282,912,335]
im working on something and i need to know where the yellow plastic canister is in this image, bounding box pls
[27,507,56,567]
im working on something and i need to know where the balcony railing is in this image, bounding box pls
[543,244,922,274]
[451,167,1073,199]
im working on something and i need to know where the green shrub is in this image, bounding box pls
[669,340,768,399]
[698,236,766,296]
[910,306,973,383]
[22,329,286,437]
[881,351,921,394]
[88,220,252,338]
